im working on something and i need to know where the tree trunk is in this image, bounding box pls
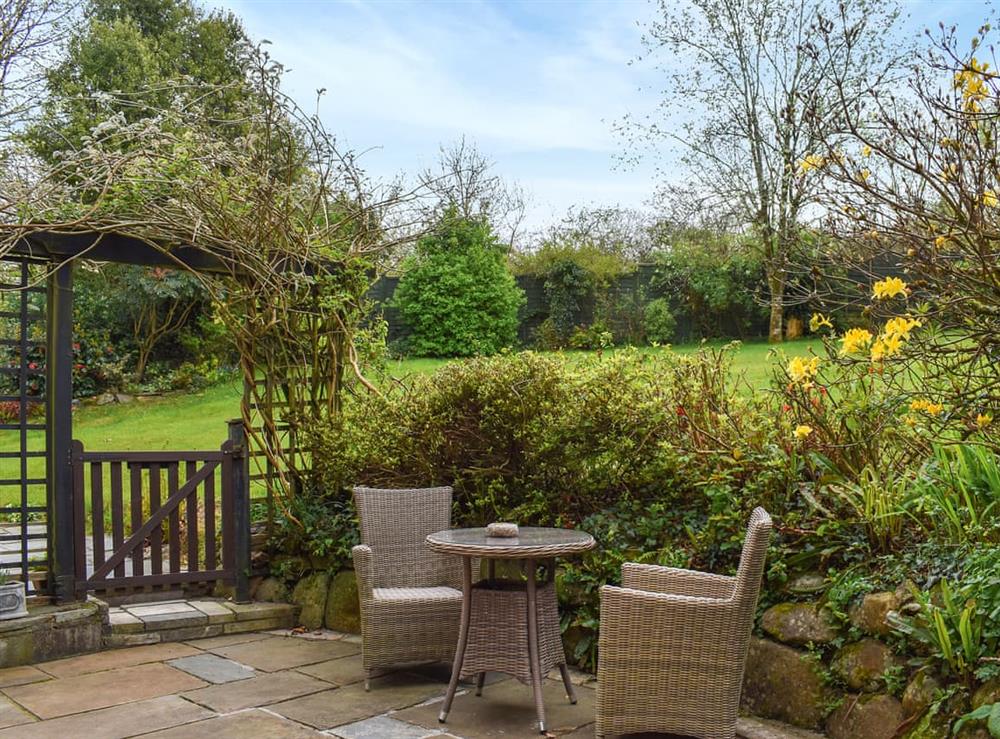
[135,342,152,382]
[767,269,785,343]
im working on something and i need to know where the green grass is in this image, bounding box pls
[1,338,817,507]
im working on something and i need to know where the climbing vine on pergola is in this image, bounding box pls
[0,48,416,521]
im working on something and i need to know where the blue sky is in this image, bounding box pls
[213,0,993,233]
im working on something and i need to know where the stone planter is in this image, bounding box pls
[0,581,28,621]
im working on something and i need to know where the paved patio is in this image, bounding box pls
[0,627,602,738]
[0,626,818,739]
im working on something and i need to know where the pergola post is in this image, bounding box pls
[228,419,251,603]
[46,261,77,602]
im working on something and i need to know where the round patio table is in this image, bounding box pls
[426,526,595,734]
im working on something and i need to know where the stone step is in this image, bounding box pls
[106,598,297,647]
[738,716,827,739]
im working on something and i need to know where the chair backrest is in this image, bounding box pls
[353,486,461,589]
[733,507,772,609]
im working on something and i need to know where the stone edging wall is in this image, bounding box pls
[742,588,996,739]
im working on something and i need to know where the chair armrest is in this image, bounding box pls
[597,584,749,699]
[352,544,373,601]
[622,563,736,600]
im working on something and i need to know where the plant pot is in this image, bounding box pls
[27,570,48,593]
[0,581,28,620]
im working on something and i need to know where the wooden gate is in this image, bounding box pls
[71,421,250,599]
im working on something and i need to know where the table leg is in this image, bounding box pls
[558,663,578,704]
[475,672,486,696]
[525,557,547,734]
[439,556,473,724]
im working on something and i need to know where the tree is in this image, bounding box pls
[537,205,657,262]
[799,19,1000,435]
[392,210,525,357]
[26,0,251,161]
[623,0,903,341]
[21,0,252,382]
[418,137,527,251]
[0,0,73,137]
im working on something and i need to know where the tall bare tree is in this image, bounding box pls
[622,0,903,341]
[418,137,527,250]
[0,0,73,135]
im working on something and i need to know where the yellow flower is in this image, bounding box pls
[793,424,813,440]
[903,414,917,427]
[882,332,904,356]
[977,413,993,429]
[910,399,943,416]
[858,169,871,182]
[861,144,872,157]
[934,235,948,248]
[788,356,820,383]
[732,448,743,461]
[955,58,991,105]
[983,190,999,208]
[810,313,833,332]
[870,339,887,362]
[884,316,921,340]
[840,328,874,354]
[873,277,908,300]
[798,154,825,174]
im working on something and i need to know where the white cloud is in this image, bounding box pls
[215,0,661,230]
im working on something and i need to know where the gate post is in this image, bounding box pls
[46,261,77,602]
[228,419,251,603]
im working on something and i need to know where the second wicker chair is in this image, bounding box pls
[595,507,772,739]
[352,486,463,690]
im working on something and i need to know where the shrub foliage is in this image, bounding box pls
[392,212,525,357]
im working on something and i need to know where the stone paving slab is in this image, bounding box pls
[330,715,442,739]
[3,661,206,719]
[0,695,213,739]
[128,601,200,618]
[295,655,368,686]
[0,665,49,688]
[142,708,327,738]
[140,611,209,629]
[36,641,201,678]
[169,653,256,684]
[736,716,827,739]
[185,631,273,650]
[181,669,331,713]
[269,671,445,730]
[108,609,144,634]
[0,694,34,730]
[210,634,359,672]
[190,600,237,623]
[395,677,596,737]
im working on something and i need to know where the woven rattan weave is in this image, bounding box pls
[429,527,595,734]
[352,486,464,689]
[595,507,772,739]
[459,580,564,684]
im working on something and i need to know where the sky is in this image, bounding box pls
[212,0,994,235]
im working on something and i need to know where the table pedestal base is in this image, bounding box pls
[438,559,576,734]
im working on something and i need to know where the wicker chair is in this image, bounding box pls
[595,507,772,739]
[352,486,464,690]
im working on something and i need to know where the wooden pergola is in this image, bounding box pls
[2,230,251,603]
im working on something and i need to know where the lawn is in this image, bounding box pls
[0,338,816,507]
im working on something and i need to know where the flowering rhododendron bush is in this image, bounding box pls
[790,22,1000,441]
